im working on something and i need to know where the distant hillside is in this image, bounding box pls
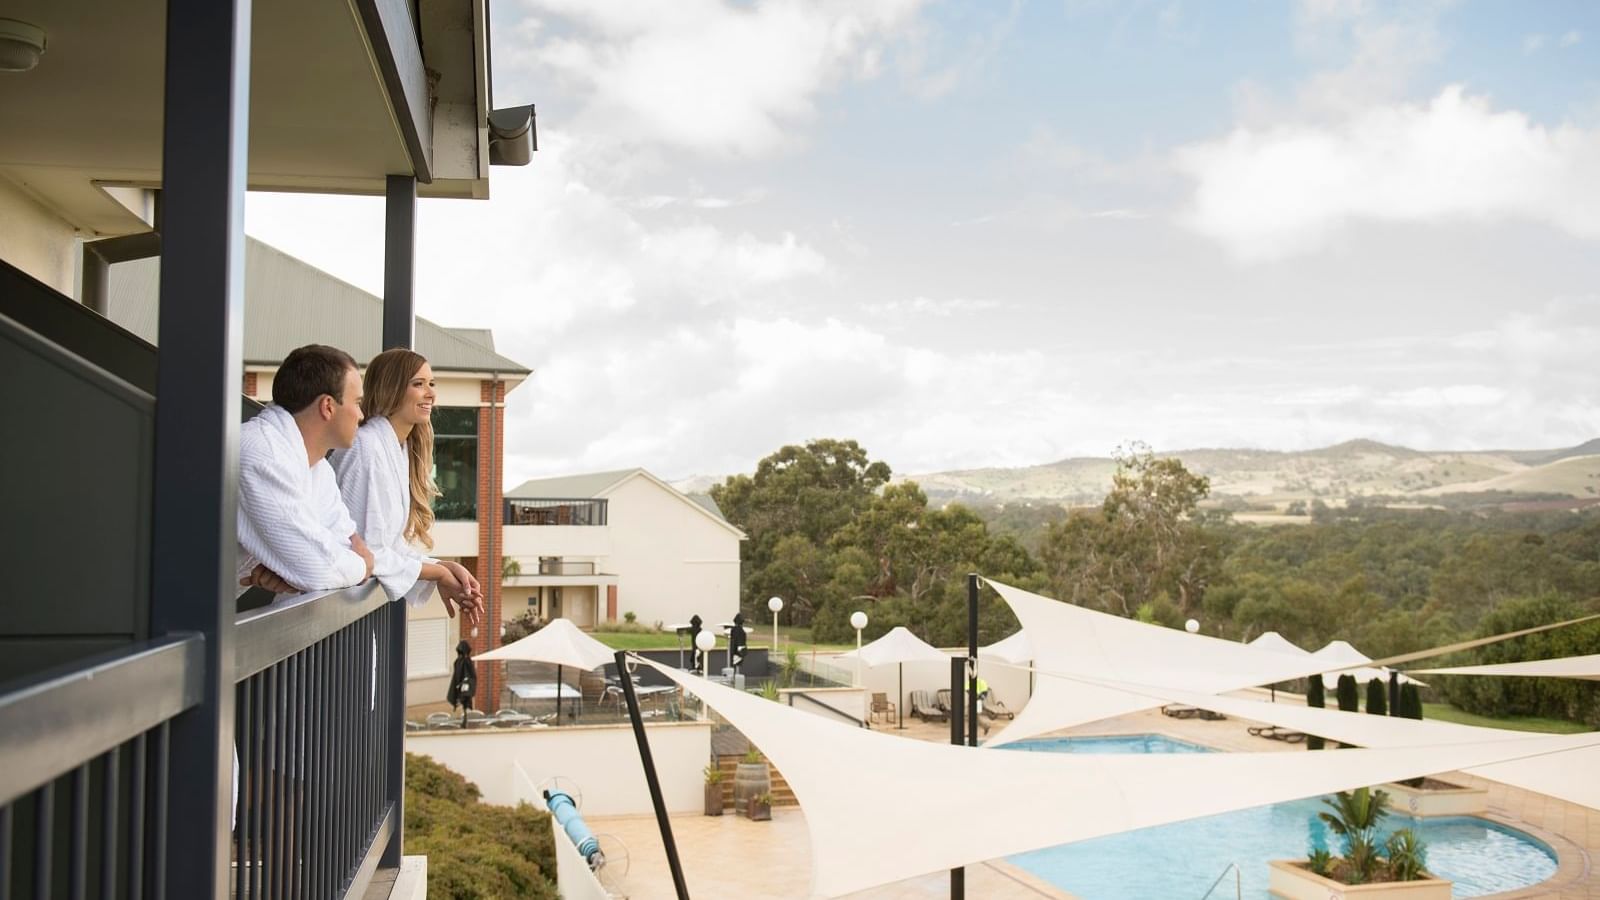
[906,439,1600,512]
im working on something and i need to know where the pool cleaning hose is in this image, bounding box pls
[544,789,605,869]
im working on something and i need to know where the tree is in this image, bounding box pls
[1365,678,1387,716]
[1336,674,1360,713]
[1038,446,1221,618]
[1306,676,1327,750]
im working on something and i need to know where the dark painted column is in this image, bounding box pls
[383,175,417,350]
[149,0,251,894]
[379,173,416,867]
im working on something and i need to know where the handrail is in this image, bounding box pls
[787,691,869,728]
[233,580,387,681]
[0,633,203,806]
[1199,861,1241,900]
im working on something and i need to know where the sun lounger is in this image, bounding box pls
[1163,703,1227,721]
[1248,725,1306,743]
[984,695,1016,720]
[909,690,947,722]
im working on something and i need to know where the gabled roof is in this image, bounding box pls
[506,468,745,538]
[106,238,532,377]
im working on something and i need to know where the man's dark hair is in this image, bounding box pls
[272,344,358,414]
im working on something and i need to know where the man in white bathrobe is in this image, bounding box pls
[236,344,374,596]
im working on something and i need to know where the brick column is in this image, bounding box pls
[242,371,258,397]
[471,379,507,705]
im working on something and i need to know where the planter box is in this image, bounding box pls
[1268,860,1450,900]
[1381,779,1487,818]
[746,797,772,821]
[704,783,724,816]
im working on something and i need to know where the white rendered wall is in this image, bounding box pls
[0,177,77,295]
[806,651,1032,722]
[406,721,713,815]
[603,477,740,627]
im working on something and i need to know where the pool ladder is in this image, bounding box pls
[1199,862,1241,900]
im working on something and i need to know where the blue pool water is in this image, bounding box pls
[1003,734,1558,899]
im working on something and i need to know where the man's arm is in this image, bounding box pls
[238,452,369,593]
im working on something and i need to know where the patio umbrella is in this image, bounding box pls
[838,626,949,729]
[1247,631,1310,701]
[1311,640,1428,691]
[475,619,616,722]
[980,630,1034,698]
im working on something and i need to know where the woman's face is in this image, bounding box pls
[397,362,436,428]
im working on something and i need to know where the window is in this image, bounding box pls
[432,406,478,520]
[407,617,450,678]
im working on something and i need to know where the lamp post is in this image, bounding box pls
[768,596,783,657]
[694,630,717,720]
[850,610,868,687]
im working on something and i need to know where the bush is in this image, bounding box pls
[1317,788,1390,884]
[1385,828,1429,881]
[1306,676,1327,751]
[1336,674,1360,713]
[502,610,543,645]
[1398,683,1423,720]
[405,754,559,899]
[623,610,637,624]
[1366,678,1388,716]
[1438,595,1600,727]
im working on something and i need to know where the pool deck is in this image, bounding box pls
[588,690,1598,899]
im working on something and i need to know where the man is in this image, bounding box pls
[236,344,374,597]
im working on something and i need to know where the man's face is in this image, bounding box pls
[330,366,363,449]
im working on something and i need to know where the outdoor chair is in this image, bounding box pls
[1161,704,1200,719]
[425,712,455,727]
[908,690,946,722]
[1248,725,1306,743]
[984,695,1016,720]
[869,692,897,725]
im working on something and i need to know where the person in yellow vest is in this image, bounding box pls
[973,675,989,718]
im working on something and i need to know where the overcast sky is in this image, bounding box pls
[246,0,1600,484]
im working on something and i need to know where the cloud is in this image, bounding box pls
[1522,34,1547,54]
[510,0,925,157]
[1561,30,1583,47]
[864,296,1003,318]
[1174,86,1600,261]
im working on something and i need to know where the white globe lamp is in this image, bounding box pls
[1185,618,1200,634]
[849,611,869,686]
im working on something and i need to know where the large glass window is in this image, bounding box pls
[432,407,479,520]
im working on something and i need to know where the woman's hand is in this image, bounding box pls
[442,561,482,601]
[435,567,483,628]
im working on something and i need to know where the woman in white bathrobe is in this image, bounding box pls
[333,349,482,622]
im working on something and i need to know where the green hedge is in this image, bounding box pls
[405,753,560,899]
[1437,596,1600,728]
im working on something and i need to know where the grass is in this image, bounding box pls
[1421,702,1590,734]
[588,623,854,653]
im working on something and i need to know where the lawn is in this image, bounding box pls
[588,624,854,653]
[1421,702,1590,734]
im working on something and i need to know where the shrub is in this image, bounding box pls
[1385,828,1429,881]
[703,763,723,784]
[405,754,558,900]
[1366,678,1388,716]
[1306,676,1327,751]
[1336,674,1360,713]
[759,680,781,702]
[1399,683,1423,720]
[742,748,764,764]
[1317,788,1390,884]
[623,610,637,624]
[1306,848,1333,876]
[502,610,544,644]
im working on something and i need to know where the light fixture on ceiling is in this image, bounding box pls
[0,18,47,72]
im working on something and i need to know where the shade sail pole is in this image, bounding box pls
[615,650,690,899]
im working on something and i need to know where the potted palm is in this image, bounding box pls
[1268,788,1451,899]
[703,763,724,817]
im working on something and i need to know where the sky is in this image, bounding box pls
[245,0,1600,484]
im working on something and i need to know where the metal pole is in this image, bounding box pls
[967,573,979,748]
[615,651,691,900]
[949,655,965,898]
[150,0,250,893]
[855,628,863,686]
[379,173,415,869]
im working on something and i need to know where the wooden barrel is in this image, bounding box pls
[733,761,771,816]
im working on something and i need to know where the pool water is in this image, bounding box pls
[1003,734,1558,899]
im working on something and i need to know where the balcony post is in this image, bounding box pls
[149,0,252,893]
[379,174,416,867]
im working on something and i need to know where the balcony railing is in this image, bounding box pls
[504,498,608,526]
[0,583,402,899]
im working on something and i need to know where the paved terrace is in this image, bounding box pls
[589,688,1599,899]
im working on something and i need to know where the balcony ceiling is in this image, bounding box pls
[0,0,426,236]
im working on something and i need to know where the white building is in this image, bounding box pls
[501,469,745,630]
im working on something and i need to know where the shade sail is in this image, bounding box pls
[982,580,1338,746]
[1410,653,1600,681]
[978,630,1033,664]
[473,618,615,670]
[1020,667,1600,812]
[836,626,949,667]
[1248,631,1309,656]
[1311,640,1426,690]
[642,658,1600,898]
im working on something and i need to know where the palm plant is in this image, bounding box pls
[1318,787,1390,883]
[1385,828,1429,881]
[1306,848,1333,877]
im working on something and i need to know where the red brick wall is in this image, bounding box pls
[469,379,508,704]
[606,585,618,622]
[242,371,258,397]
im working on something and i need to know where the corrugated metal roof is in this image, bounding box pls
[504,469,640,499]
[106,238,532,375]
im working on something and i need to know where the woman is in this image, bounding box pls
[447,640,477,718]
[332,348,482,621]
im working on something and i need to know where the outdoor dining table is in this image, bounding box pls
[507,681,585,720]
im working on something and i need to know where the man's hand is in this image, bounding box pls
[350,533,376,581]
[239,563,299,594]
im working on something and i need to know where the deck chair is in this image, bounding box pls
[909,690,946,722]
[983,694,1015,720]
[935,689,989,734]
[1161,704,1200,719]
[869,692,897,725]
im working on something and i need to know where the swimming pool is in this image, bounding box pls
[1003,734,1558,899]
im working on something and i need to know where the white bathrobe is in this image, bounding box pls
[331,417,438,606]
[236,405,368,596]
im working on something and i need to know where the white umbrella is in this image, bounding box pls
[839,626,949,729]
[476,618,616,721]
[1312,640,1427,691]
[1248,631,1310,656]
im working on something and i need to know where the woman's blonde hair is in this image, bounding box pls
[361,349,439,549]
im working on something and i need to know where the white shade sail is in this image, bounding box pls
[982,580,1338,746]
[473,618,616,671]
[978,629,1033,664]
[642,658,1600,898]
[1311,640,1426,690]
[836,626,949,667]
[1248,631,1309,656]
[1410,653,1600,681]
